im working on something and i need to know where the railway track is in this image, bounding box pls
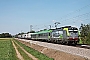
[76,44,90,49]
[19,38,90,49]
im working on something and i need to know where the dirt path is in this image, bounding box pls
[14,40,38,60]
[12,40,24,60]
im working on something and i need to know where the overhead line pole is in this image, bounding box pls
[30,25,33,31]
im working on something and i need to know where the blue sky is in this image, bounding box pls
[0,0,90,35]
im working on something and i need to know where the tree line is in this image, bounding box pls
[0,33,12,38]
[79,24,90,44]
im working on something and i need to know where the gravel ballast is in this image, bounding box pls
[17,39,90,60]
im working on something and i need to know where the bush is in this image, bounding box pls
[0,33,12,38]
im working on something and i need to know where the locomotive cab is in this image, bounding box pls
[56,26,79,44]
[66,27,79,44]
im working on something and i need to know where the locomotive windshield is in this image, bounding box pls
[52,30,63,37]
[69,29,78,37]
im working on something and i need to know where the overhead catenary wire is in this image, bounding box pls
[65,12,90,21]
[58,3,90,25]
[59,4,90,20]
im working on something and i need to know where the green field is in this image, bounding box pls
[0,38,18,60]
[0,38,12,40]
[0,38,54,60]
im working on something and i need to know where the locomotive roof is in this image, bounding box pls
[56,26,78,30]
[38,30,52,34]
[32,30,52,34]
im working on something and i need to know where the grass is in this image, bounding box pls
[14,39,54,60]
[0,38,12,40]
[78,39,83,44]
[14,40,32,60]
[0,39,18,60]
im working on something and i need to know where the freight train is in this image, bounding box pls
[18,26,79,44]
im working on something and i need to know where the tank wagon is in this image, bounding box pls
[18,26,79,44]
